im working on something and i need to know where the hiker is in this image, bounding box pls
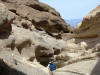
[48,59,56,75]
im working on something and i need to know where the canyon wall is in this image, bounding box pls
[0,0,69,75]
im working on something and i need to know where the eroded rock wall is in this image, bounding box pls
[0,0,70,74]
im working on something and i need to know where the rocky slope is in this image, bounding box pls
[76,5,100,38]
[0,0,70,75]
[75,5,100,49]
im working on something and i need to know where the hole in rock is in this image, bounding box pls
[30,4,48,12]
[0,19,12,39]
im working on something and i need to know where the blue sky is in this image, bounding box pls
[39,0,100,20]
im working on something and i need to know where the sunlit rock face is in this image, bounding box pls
[76,5,100,38]
[74,5,100,49]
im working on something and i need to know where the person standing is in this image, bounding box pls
[48,59,56,75]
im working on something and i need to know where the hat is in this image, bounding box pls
[49,59,54,63]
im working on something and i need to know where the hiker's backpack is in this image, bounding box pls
[49,63,56,71]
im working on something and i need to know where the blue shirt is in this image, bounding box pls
[49,63,56,71]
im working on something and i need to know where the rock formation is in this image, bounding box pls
[2,0,69,36]
[0,0,70,75]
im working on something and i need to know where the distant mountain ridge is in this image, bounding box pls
[66,19,82,27]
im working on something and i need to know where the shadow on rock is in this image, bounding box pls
[0,59,26,75]
[90,59,100,75]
